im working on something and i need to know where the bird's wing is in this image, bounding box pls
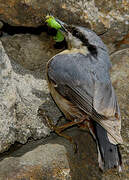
[48,52,123,144]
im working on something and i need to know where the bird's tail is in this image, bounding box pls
[90,121,122,171]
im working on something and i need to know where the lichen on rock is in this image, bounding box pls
[0,40,61,153]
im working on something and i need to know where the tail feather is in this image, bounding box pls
[92,121,122,171]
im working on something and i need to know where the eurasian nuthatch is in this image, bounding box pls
[46,18,123,171]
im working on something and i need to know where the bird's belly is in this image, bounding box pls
[48,81,83,121]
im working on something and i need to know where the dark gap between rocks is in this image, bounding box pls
[0,21,68,49]
[0,21,56,35]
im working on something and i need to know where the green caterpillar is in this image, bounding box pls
[46,16,64,42]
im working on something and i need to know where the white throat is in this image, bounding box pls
[66,32,89,55]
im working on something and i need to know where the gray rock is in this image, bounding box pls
[0,41,17,152]
[0,40,62,153]
[11,60,51,143]
[1,33,62,70]
[0,142,71,180]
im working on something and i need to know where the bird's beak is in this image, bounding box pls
[54,18,68,33]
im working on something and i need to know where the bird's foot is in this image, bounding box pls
[38,108,86,153]
[54,128,78,153]
[38,108,79,153]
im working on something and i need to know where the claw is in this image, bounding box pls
[55,129,78,153]
[73,141,78,154]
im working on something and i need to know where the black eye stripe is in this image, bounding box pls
[66,26,97,57]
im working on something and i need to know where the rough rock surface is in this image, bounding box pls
[1,33,62,70]
[0,127,109,180]
[110,48,129,179]
[0,0,129,45]
[0,40,62,153]
[0,41,17,152]
[0,142,71,180]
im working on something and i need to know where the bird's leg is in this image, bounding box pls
[55,117,87,153]
[45,114,87,153]
[78,118,90,130]
[55,129,78,153]
[39,108,86,152]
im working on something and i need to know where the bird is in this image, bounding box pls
[46,18,123,171]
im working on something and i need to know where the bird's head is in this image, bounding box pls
[54,18,87,50]
[46,16,97,56]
